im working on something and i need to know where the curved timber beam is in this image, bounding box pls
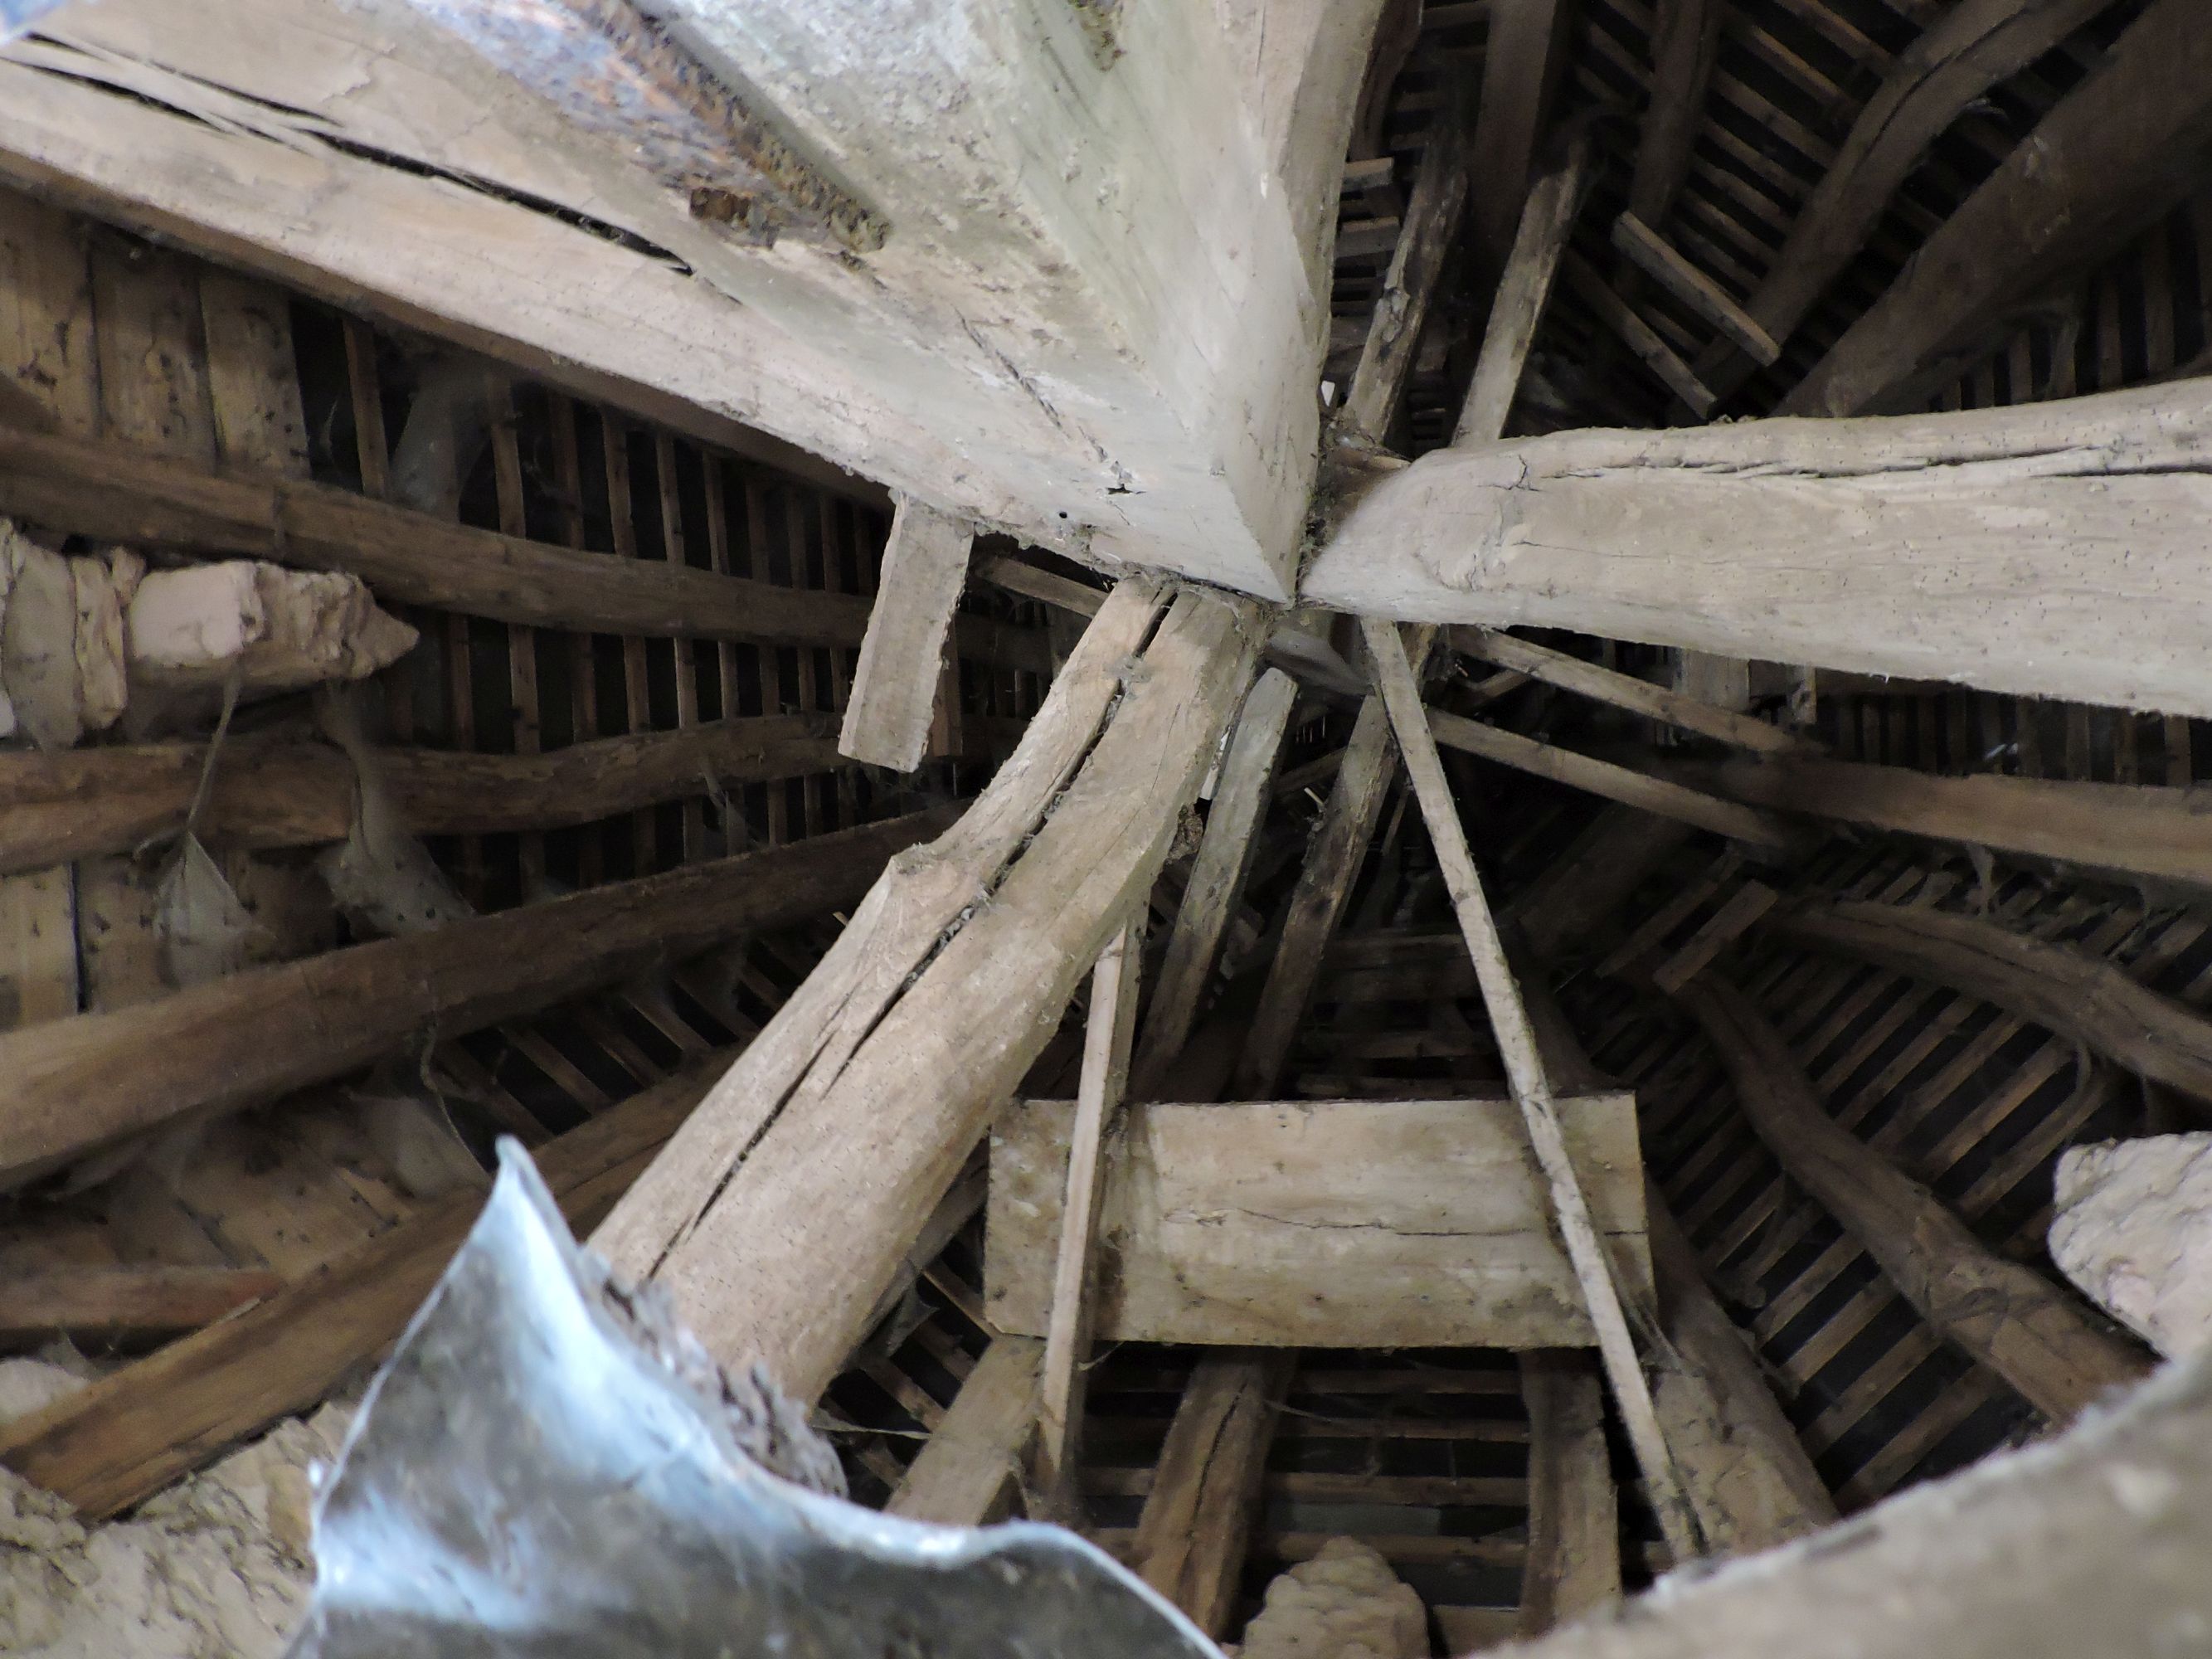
[1676,975,2151,1424]
[1780,0,2212,417]
[1766,898,2212,1116]
[1693,0,2110,396]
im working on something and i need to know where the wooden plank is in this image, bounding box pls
[1561,250,1717,417]
[197,267,309,474]
[1675,975,2152,1423]
[591,582,1263,1401]
[1033,922,1140,1520]
[1305,383,2212,720]
[1650,881,1778,995]
[1781,0,2212,416]
[0,1056,732,1519]
[0,808,950,1185]
[839,497,974,772]
[0,187,98,435]
[1504,805,1694,968]
[1364,615,1701,1562]
[987,1094,1651,1349]
[1130,667,1297,1098]
[1428,710,1798,849]
[0,716,847,874]
[0,867,77,1029]
[977,553,1105,618]
[489,375,547,890]
[1455,626,1806,754]
[1452,123,1594,445]
[885,1335,1044,1525]
[0,1265,283,1345]
[1612,212,1779,365]
[1130,1351,1293,1638]
[1518,1350,1621,1635]
[80,232,216,1014]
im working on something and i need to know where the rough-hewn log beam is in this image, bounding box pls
[1340,80,1472,445]
[0,1056,730,1519]
[1645,1186,1839,1552]
[0,810,944,1186]
[1305,382,2212,719]
[0,716,843,875]
[1672,752,2212,891]
[1767,898,2212,1115]
[1453,120,1593,445]
[1780,0,2212,416]
[1476,1340,2212,1659]
[1467,0,1578,278]
[0,0,1327,594]
[1623,0,1721,233]
[1130,1351,1294,1639]
[592,581,1263,1400]
[1676,975,2151,1423]
[0,423,1021,669]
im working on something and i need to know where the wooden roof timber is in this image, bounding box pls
[0,0,1383,597]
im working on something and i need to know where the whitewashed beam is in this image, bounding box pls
[0,0,1340,596]
[1305,382,2212,719]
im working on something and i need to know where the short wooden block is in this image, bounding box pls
[987,1095,1650,1350]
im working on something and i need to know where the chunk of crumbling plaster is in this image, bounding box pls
[0,1354,348,1658]
[0,519,415,747]
[2050,1132,2212,1359]
[1235,1536,1429,1659]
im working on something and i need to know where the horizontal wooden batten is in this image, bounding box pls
[986,1095,1651,1350]
[0,806,951,1186]
[0,1266,284,1346]
[0,1057,731,1520]
[0,422,1048,671]
[1671,754,2212,892]
[0,715,845,874]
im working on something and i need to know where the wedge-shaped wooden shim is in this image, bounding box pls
[987,1095,1649,1349]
